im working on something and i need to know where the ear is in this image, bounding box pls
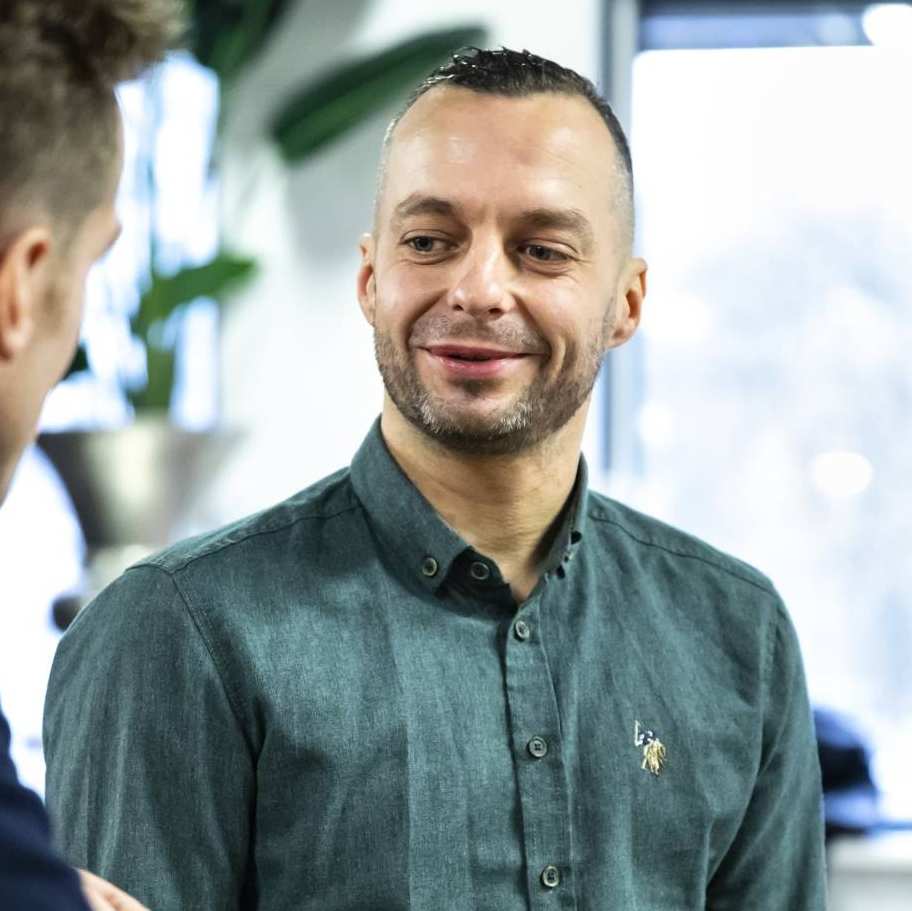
[0,227,53,361]
[604,256,647,350]
[356,232,377,327]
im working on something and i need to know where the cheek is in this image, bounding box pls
[48,271,88,370]
[61,277,87,344]
[530,287,589,347]
[375,266,439,337]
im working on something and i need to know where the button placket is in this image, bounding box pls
[503,594,574,906]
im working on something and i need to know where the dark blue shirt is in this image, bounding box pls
[1,703,87,910]
[45,420,826,909]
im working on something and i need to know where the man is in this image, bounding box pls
[0,1,182,908]
[45,48,827,909]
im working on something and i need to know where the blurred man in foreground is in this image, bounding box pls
[46,48,827,908]
[0,1,182,908]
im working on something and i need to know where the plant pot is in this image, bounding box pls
[38,417,237,626]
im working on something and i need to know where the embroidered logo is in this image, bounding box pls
[634,720,666,776]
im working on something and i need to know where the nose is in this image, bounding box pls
[446,236,512,317]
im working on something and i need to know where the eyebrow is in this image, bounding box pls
[391,194,460,224]
[391,194,594,253]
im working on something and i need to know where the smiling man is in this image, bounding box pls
[45,48,826,909]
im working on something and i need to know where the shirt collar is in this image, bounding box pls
[349,418,590,593]
[541,453,588,577]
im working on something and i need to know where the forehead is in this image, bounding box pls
[381,87,622,230]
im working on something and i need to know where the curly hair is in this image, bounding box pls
[0,0,184,238]
[380,47,635,249]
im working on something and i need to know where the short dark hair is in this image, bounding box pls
[381,47,635,246]
[0,0,184,240]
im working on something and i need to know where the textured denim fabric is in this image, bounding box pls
[44,419,826,910]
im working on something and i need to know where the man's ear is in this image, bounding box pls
[0,227,52,361]
[356,233,377,327]
[604,256,647,350]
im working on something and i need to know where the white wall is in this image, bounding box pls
[186,0,603,529]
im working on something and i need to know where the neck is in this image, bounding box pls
[380,398,587,601]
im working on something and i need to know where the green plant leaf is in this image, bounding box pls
[133,252,258,341]
[128,345,176,412]
[62,343,90,381]
[190,0,295,83]
[271,26,486,163]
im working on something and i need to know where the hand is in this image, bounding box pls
[78,869,150,911]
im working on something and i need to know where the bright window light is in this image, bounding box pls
[810,451,875,498]
[862,3,912,48]
[631,44,912,822]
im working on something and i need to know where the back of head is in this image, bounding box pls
[0,0,183,241]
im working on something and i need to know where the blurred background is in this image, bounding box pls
[1,1,909,906]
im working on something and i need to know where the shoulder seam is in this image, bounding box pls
[587,511,776,596]
[125,563,254,754]
[143,502,363,574]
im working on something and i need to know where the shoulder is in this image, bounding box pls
[62,466,363,646]
[586,490,778,600]
[584,494,798,718]
[584,491,788,662]
[140,465,361,578]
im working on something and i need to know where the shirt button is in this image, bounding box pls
[469,561,491,581]
[541,864,561,888]
[421,556,438,577]
[514,619,531,641]
[527,736,549,759]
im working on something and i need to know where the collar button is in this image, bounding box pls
[421,556,439,577]
[469,561,491,581]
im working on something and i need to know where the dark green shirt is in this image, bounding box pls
[44,420,826,910]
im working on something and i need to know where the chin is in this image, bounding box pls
[408,398,541,456]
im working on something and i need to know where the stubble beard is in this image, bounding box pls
[374,309,611,457]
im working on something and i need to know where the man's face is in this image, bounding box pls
[359,87,644,456]
[0,122,123,500]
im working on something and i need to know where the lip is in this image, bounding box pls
[426,344,532,359]
[420,344,536,380]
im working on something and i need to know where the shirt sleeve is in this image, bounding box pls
[0,707,89,911]
[43,564,255,911]
[706,596,827,909]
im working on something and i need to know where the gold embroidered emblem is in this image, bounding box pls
[635,720,666,776]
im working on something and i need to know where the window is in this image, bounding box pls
[615,2,912,822]
[43,52,220,431]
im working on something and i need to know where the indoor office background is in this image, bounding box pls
[0,0,909,906]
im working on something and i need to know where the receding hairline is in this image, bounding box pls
[373,85,635,249]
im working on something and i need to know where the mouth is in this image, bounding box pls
[425,344,530,361]
[420,344,538,380]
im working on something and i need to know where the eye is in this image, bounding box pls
[405,235,446,254]
[521,243,570,263]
